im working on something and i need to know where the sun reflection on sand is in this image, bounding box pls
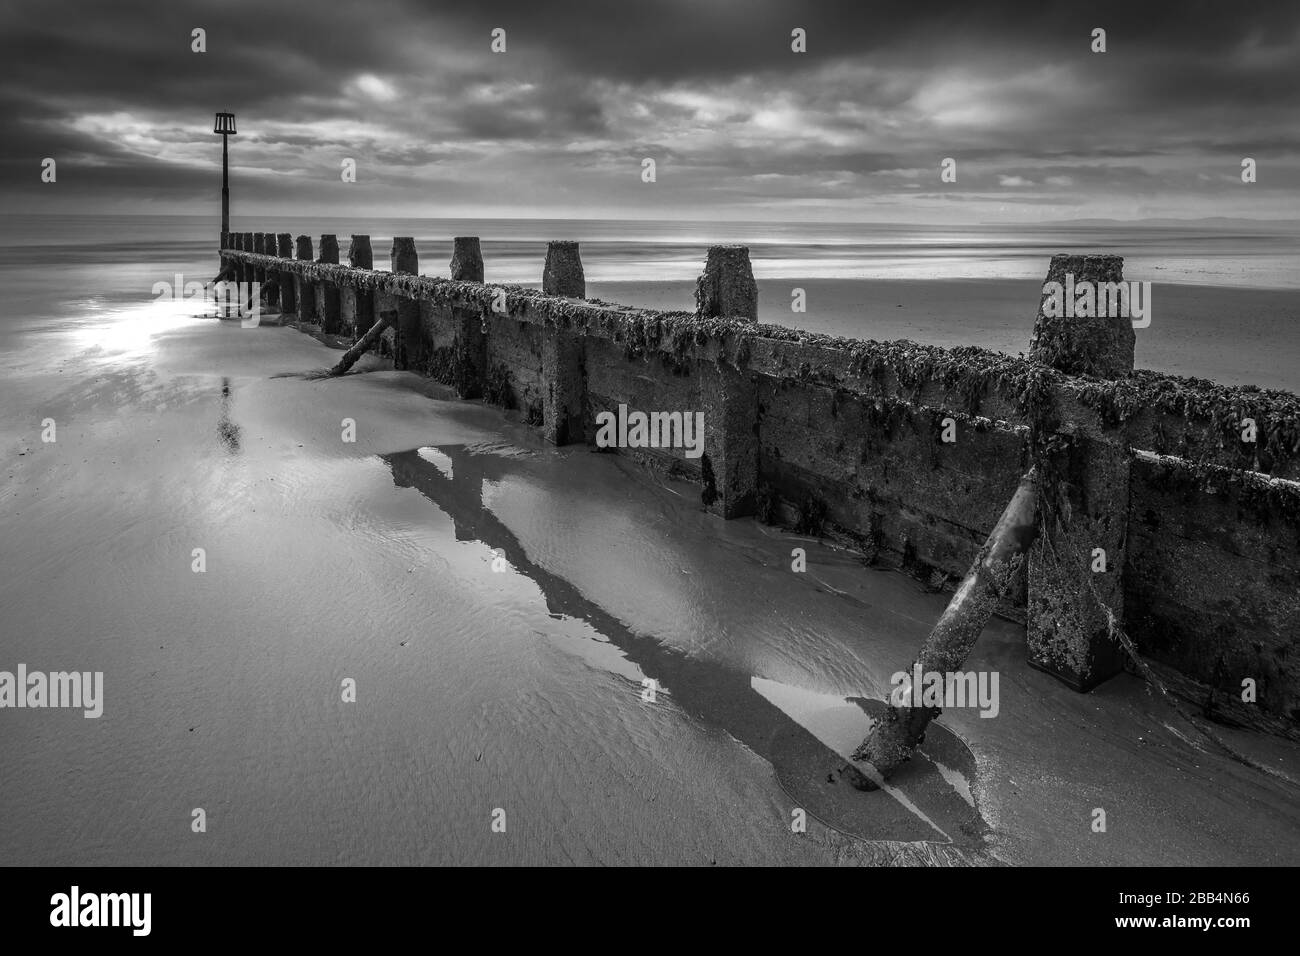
[69,292,213,359]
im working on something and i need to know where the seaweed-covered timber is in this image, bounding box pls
[218,234,1300,729]
[854,468,1039,777]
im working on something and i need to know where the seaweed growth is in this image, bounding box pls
[1122,371,1300,477]
[1138,454,1300,527]
[483,363,515,409]
[755,481,777,524]
[700,454,719,508]
[424,345,461,387]
[794,493,828,536]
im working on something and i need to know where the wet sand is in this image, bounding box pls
[3,292,1299,865]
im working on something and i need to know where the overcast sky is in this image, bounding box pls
[3,0,1297,222]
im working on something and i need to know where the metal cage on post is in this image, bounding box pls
[213,112,237,239]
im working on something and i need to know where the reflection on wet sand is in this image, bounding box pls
[385,444,987,847]
[217,376,240,452]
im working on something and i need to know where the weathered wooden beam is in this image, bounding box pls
[852,468,1038,778]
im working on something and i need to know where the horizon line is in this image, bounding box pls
[13,213,1300,227]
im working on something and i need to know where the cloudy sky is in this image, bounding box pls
[3,0,1298,222]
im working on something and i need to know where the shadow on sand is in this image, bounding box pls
[383,443,991,849]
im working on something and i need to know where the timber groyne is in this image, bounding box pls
[217,231,1300,727]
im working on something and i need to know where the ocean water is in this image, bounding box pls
[2,218,1299,866]
[5,214,1298,286]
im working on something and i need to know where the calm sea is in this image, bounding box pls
[3,213,1297,286]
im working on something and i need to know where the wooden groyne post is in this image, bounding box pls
[344,235,374,337]
[317,235,342,334]
[389,237,421,369]
[449,236,487,399]
[695,245,760,517]
[541,241,587,445]
[275,234,294,313]
[1025,254,1131,691]
[695,244,758,321]
[294,235,315,322]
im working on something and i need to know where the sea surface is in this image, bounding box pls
[2,216,1298,865]
[6,214,1299,285]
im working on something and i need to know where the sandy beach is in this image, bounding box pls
[3,253,1299,864]
[7,2,1300,933]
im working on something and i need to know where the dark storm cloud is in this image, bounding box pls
[420,0,1299,85]
[1,0,1296,220]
